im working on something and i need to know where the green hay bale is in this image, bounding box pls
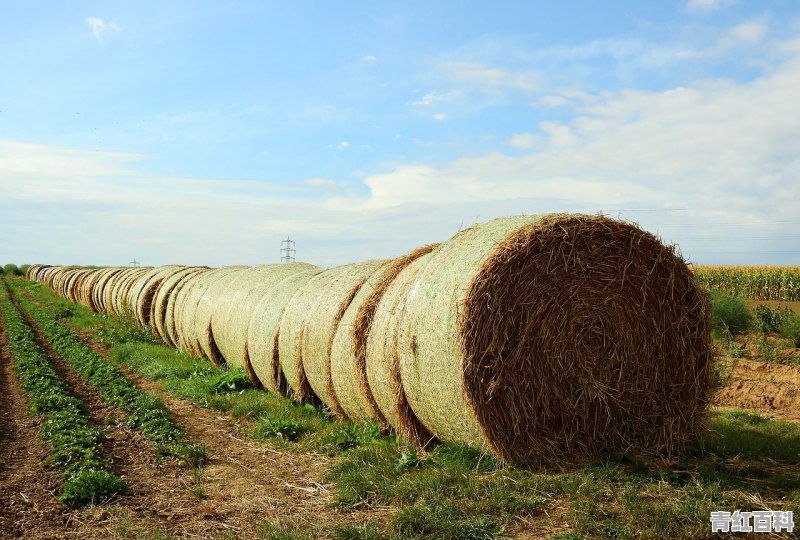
[151,267,208,343]
[365,253,434,446]
[246,269,322,395]
[331,245,437,424]
[212,263,319,377]
[397,214,712,466]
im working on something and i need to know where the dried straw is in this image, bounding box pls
[398,214,712,466]
[298,260,388,415]
[331,245,437,423]
[151,267,208,343]
[130,266,185,327]
[247,269,322,395]
[164,268,212,348]
[213,263,319,376]
[364,253,434,446]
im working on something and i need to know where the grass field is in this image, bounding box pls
[0,275,798,538]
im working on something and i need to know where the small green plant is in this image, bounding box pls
[253,418,309,441]
[323,421,385,453]
[710,291,752,339]
[59,469,130,507]
[208,369,253,393]
[780,313,800,348]
[756,335,780,363]
[753,305,794,334]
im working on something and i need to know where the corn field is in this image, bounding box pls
[692,265,800,301]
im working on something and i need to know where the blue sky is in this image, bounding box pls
[1,0,799,267]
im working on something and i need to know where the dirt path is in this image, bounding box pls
[69,324,392,537]
[715,358,800,423]
[8,281,391,537]
[7,288,216,538]
[0,307,69,539]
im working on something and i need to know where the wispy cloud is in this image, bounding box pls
[301,178,341,190]
[685,0,736,12]
[86,17,120,44]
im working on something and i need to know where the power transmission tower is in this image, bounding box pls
[129,258,140,267]
[280,237,296,263]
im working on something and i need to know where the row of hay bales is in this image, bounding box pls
[26,214,714,466]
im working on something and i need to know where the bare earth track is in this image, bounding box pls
[715,358,800,423]
[0,308,67,539]
[68,325,392,536]
[8,286,389,538]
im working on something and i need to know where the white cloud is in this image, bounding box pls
[362,55,377,62]
[301,178,340,190]
[86,17,120,44]
[411,91,461,106]
[328,140,350,150]
[728,20,767,43]
[685,0,736,12]
[432,112,447,121]
[508,133,538,150]
[444,62,540,93]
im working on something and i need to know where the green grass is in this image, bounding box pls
[0,280,128,507]
[19,275,800,538]
[8,280,204,466]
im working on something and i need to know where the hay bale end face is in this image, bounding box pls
[398,214,712,466]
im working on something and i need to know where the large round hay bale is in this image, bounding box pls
[151,267,208,343]
[191,266,254,364]
[397,214,713,466]
[164,268,212,348]
[212,263,319,375]
[175,266,246,357]
[92,267,126,313]
[364,253,434,446]
[128,266,184,327]
[111,267,151,319]
[331,245,437,423]
[293,260,388,414]
[278,261,385,405]
[247,269,322,395]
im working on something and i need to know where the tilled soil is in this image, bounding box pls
[715,357,800,423]
[6,288,390,538]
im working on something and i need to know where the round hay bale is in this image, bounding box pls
[130,265,186,327]
[111,267,151,319]
[191,266,253,364]
[397,214,713,466]
[212,263,319,376]
[295,259,388,415]
[364,253,435,446]
[164,268,212,348]
[247,268,322,396]
[175,266,246,357]
[278,261,385,404]
[151,267,208,343]
[331,245,437,423]
[92,267,127,313]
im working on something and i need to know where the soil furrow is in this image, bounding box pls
[16,286,390,537]
[7,289,207,538]
[0,307,67,539]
